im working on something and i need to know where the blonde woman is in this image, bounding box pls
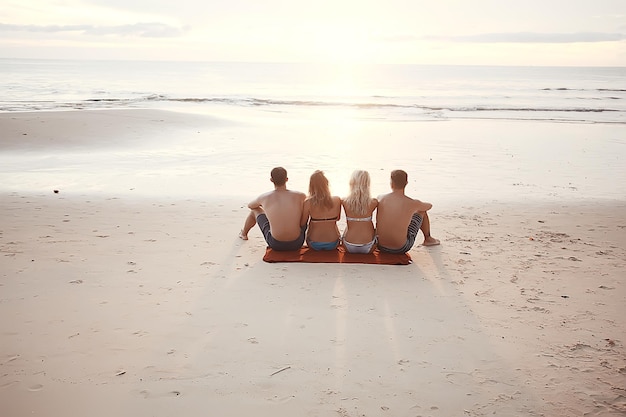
[300,170,342,250]
[341,170,378,254]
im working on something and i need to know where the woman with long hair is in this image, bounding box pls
[341,170,378,253]
[300,170,342,250]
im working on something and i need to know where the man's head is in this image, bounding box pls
[390,169,408,190]
[270,167,288,186]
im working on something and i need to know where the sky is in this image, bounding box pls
[1,0,625,66]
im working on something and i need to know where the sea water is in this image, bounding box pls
[0,59,625,202]
[2,59,625,124]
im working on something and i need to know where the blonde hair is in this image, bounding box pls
[307,170,333,209]
[343,170,371,215]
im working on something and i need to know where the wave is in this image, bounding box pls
[2,94,624,124]
[137,95,623,114]
[541,87,626,92]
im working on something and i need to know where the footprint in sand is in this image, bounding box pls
[0,381,19,390]
[138,389,181,398]
[267,395,295,403]
[4,355,20,364]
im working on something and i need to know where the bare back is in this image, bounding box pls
[302,196,341,242]
[341,198,377,244]
[376,191,431,249]
[252,189,305,241]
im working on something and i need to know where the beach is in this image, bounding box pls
[1,109,625,416]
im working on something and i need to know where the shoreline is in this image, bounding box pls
[1,109,625,203]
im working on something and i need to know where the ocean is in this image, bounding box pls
[1,59,625,202]
[2,59,625,124]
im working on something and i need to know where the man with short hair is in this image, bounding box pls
[239,167,307,251]
[375,169,440,253]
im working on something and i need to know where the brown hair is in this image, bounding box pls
[308,170,333,209]
[390,169,408,189]
[270,167,288,186]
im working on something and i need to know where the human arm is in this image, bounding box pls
[413,199,432,212]
[300,199,311,227]
[370,198,379,212]
[334,196,342,221]
[247,194,264,210]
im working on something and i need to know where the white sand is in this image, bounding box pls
[1,110,625,416]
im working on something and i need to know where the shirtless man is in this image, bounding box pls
[239,167,307,251]
[376,170,440,253]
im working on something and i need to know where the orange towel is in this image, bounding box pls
[263,246,412,265]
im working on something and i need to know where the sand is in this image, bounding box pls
[1,110,625,416]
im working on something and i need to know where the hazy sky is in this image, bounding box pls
[1,0,625,65]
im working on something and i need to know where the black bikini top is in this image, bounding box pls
[310,216,338,222]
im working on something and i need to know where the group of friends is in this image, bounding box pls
[239,167,440,254]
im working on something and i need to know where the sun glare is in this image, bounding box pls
[313,27,375,64]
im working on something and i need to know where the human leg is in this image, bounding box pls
[239,208,264,240]
[378,212,439,253]
[378,213,422,253]
[419,211,440,246]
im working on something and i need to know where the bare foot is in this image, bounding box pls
[239,230,248,240]
[422,236,440,246]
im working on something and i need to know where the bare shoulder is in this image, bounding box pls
[287,189,306,200]
[250,190,272,206]
[259,189,276,198]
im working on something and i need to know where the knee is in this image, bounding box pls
[250,207,264,217]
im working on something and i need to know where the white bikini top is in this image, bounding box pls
[345,216,372,222]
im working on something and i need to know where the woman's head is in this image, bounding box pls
[349,170,370,194]
[308,170,333,208]
[344,170,371,215]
